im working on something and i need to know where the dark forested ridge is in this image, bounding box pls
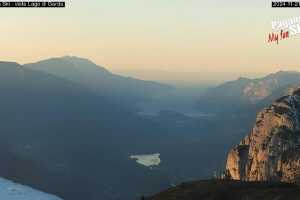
[149,180,300,200]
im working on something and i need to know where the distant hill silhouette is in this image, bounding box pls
[25,56,172,105]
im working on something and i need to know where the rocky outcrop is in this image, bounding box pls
[226,87,300,183]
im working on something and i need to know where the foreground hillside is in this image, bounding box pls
[149,180,300,200]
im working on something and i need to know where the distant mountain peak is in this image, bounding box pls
[24,56,171,104]
[60,55,97,65]
[25,56,111,75]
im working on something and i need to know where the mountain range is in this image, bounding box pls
[199,71,300,112]
[1,56,300,200]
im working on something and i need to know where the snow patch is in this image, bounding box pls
[0,177,62,200]
[130,153,161,167]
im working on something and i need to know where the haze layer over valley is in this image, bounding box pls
[0,56,299,200]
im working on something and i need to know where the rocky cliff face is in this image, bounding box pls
[226,88,300,183]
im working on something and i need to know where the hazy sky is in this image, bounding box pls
[0,0,299,84]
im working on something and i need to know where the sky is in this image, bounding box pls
[0,0,300,84]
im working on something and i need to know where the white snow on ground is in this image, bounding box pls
[130,153,161,167]
[0,177,63,200]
